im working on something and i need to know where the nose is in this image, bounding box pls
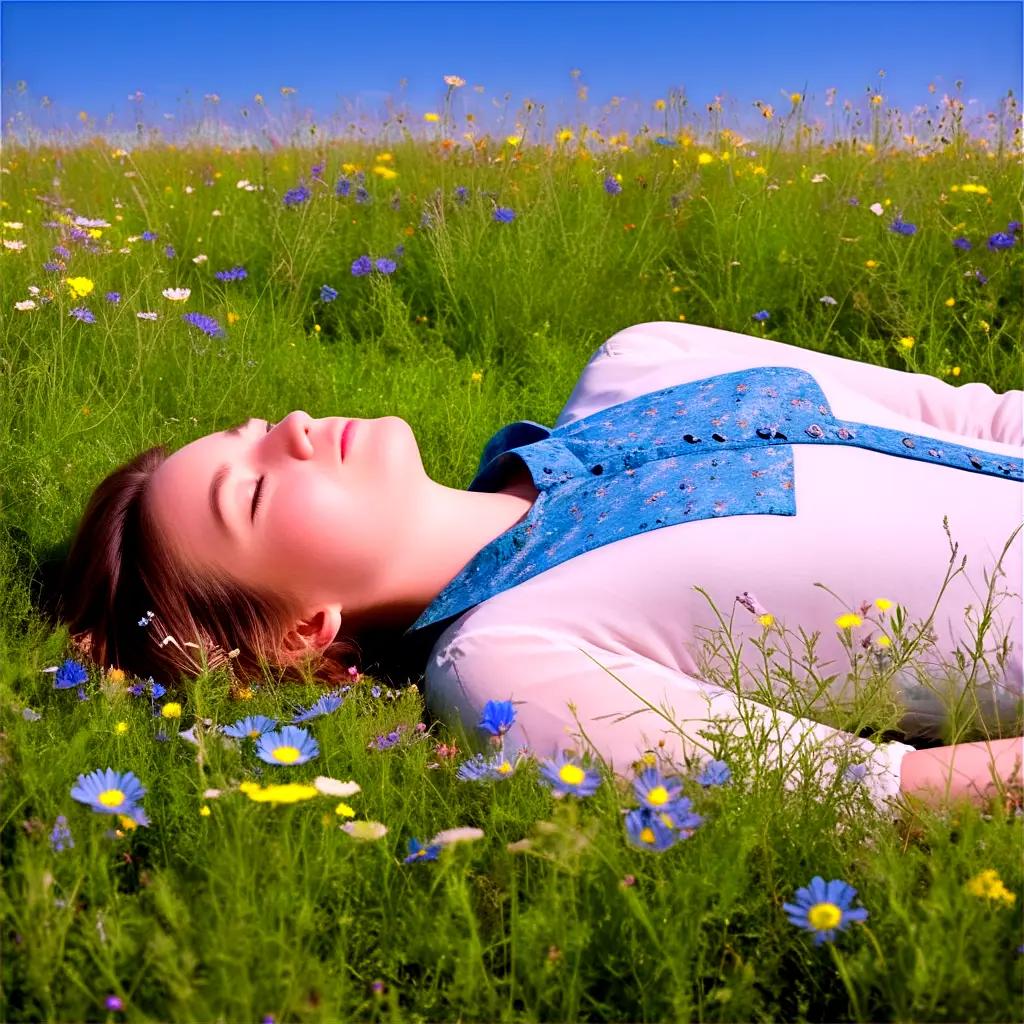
[270,410,315,459]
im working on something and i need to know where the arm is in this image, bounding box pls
[900,737,1023,812]
[426,625,917,816]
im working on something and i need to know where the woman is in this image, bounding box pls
[54,322,1023,815]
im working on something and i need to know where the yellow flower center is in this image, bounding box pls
[247,729,261,739]
[272,746,301,764]
[807,903,843,930]
[647,785,669,805]
[558,764,585,786]
[98,788,125,807]
[639,827,656,845]
[497,760,513,774]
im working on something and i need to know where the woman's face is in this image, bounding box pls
[147,411,427,618]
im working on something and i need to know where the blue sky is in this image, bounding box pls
[2,1,1021,141]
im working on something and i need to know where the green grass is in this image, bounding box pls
[1,112,1022,1023]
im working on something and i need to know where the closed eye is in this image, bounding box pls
[251,420,275,522]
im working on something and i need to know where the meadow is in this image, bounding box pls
[1,84,1023,1022]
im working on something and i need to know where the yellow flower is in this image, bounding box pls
[790,92,802,104]
[245,783,318,804]
[372,165,397,180]
[979,320,990,334]
[161,702,182,719]
[871,94,884,106]
[505,134,522,146]
[654,98,666,111]
[958,183,989,194]
[951,366,961,377]
[965,869,1017,905]
[238,781,260,795]
[66,276,94,299]
[835,613,863,630]
[199,805,211,817]
[697,152,715,165]
[236,686,254,700]
[470,370,483,384]
[335,802,356,817]
[865,260,879,268]
[423,112,440,123]
[874,597,894,611]
[944,297,955,307]
[107,668,126,683]
[117,814,138,831]
[375,152,393,163]
[758,613,775,627]
[556,129,574,144]
[280,86,296,96]
[876,635,892,648]
[898,336,915,349]
[226,311,240,325]
[114,721,129,735]
[313,324,321,334]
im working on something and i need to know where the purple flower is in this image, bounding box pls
[69,227,89,242]
[696,758,732,786]
[846,197,860,207]
[105,291,121,304]
[320,284,338,302]
[889,217,916,236]
[214,265,248,282]
[335,178,351,198]
[370,728,403,751]
[105,995,124,1012]
[54,659,89,689]
[1008,221,1022,235]
[478,699,516,737]
[952,236,972,251]
[393,244,405,257]
[843,762,868,783]
[311,162,325,181]
[374,257,396,275]
[164,245,176,259]
[283,184,311,207]
[355,186,371,204]
[493,206,516,223]
[141,231,158,241]
[43,261,61,272]
[182,312,225,338]
[752,310,770,321]
[603,176,623,195]
[987,231,1016,251]
[53,245,71,259]
[49,816,74,853]
[351,255,373,277]
[973,269,989,285]
[454,185,469,203]
[403,837,442,863]
[70,306,95,323]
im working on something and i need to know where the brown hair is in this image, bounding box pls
[53,445,374,692]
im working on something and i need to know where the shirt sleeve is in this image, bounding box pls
[426,625,917,817]
[597,321,1023,446]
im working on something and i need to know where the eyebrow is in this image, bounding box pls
[209,419,255,536]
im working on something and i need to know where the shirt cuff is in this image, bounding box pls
[861,740,917,816]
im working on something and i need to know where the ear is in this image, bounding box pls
[279,604,344,659]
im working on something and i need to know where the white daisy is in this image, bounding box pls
[430,827,484,846]
[192,253,208,264]
[3,239,27,251]
[162,287,191,301]
[14,299,37,311]
[313,777,362,797]
[340,820,387,841]
[137,311,158,320]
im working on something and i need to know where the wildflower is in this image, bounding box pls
[108,669,126,684]
[2,238,27,251]
[696,758,732,786]
[141,231,158,241]
[160,702,182,719]
[335,802,356,817]
[752,310,770,322]
[114,721,129,735]
[283,184,312,207]
[835,613,863,629]
[454,185,469,203]
[603,176,623,195]
[320,284,338,302]
[214,266,248,282]
[351,254,372,277]
[162,287,190,301]
[291,692,344,723]
[313,777,361,797]
[341,820,388,840]
[493,206,516,223]
[335,178,351,198]
[53,245,72,259]
[952,236,972,251]
[224,714,277,739]
[374,257,396,275]
[404,837,442,863]
[255,725,319,765]
[430,826,484,846]
[478,699,517,738]
[105,995,124,1012]
[49,815,74,853]
[54,659,89,690]
[70,768,147,820]
[226,312,240,324]
[192,253,208,264]
[164,245,176,259]
[965,869,1017,905]
[987,231,1015,251]
[944,297,956,307]
[898,336,915,349]
[819,295,837,306]
[889,216,917,236]
[633,766,684,810]
[136,311,158,320]
[874,597,894,611]
[783,876,869,945]
[370,728,403,751]
[14,299,37,311]
[43,261,62,272]
[843,762,868,783]
[66,276,94,298]
[539,753,602,798]
[624,806,679,851]
[456,751,517,782]
[105,291,121,303]
[199,805,211,816]
[759,613,775,627]
[424,112,440,123]
[70,307,96,323]
[245,783,319,804]
[22,708,42,721]
[354,187,371,204]
[869,203,884,216]
[181,312,225,338]
[444,74,466,87]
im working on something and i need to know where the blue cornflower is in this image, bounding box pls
[752,310,770,322]
[49,815,74,853]
[149,680,166,699]
[43,261,61,272]
[889,216,917,236]
[633,766,684,810]
[214,265,248,282]
[70,768,147,819]
[783,876,869,945]
[370,728,402,751]
[539,753,602,798]
[952,236,972,251]
[846,197,860,206]
[478,699,516,738]
[603,176,623,195]
[454,185,469,203]
[370,686,382,699]
[843,762,868,783]
[403,837,442,863]
[696,758,732,787]
[320,284,338,302]
[128,683,145,697]
[374,257,396,275]
[105,291,121,304]
[493,206,516,223]
[354,186,371,204]
[53,245,71,259]
[141,231,158,241]
[181,312,226,338]
[351,255,373,277]
[393,244,405,258]
[70,307,96,324]
[290,693,344,724]
[311,162,325,181]
[654,136,674,147]
[54,659,89,690]
[624,806,679,852]
[335,177,351,198]
[164,245,176,259]
[652,795,703,835]
[987,231,1015,251]
[1008,221,1022,235]
[283,184,311,207]
[973,269,989,285]
[223,715,278,739]
[255,725,319,765]
[456,751,518,782]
